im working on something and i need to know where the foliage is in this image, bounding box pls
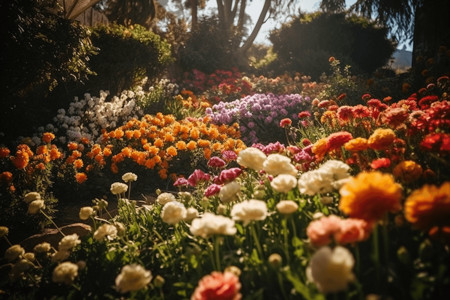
[0,0,96,143]
[88,24,173,95]
[269,12,396,79]
[179,16,242,73]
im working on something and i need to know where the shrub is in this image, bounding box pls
[269,12,396,79]
[88,24,173,95]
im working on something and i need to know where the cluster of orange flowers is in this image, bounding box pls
[176,90,211,110]
[64,113,246,182]
[0,133,63,192]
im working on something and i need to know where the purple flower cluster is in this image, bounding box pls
[206,93,310,144]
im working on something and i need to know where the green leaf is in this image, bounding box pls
[284,268,324,300]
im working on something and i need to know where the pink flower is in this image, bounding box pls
[174,177,189,187]
[327,131,353,151]
[222,150,237,162]
[370,158,391,170]
[188,169,211,187]
[279,118,292,128]
[334,219,372,244]
[208,156,227,168]
[298,111,311,119]
[204,184,222,197]
[306,215,341,247]
[191,271,242,300]
[218,168,242,184]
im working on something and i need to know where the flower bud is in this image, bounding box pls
[268,253,283,268]
[397,246,410,264]
[0,226,9,238]
[225,266,242,277]
[153,275,165,288]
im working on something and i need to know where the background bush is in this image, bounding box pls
[269,12,396,79]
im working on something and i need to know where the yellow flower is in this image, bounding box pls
[393,161,423,183]
[368,128,396,151]
[312,138,329,159]
[339,171,402,222]
[344,138,368,152]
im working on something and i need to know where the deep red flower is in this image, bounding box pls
[327,131,353,151]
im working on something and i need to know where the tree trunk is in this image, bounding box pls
[238,0,271,55]
[190,0,198,29]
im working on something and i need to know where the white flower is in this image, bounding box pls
[79,206,94,220]
[297,170,333,196]
[276,200,299,215]
[122,172,138,183]
[190,213,236,238]
[52,261,79,285]
[58,234,81,252]
[270,174,297,193]
[157,192,176,205]
[184,207,199,222]
[237,147,267,171]
[263,154,297,176]
[110,182,128,195]
[231,199,268,226]
[115,264,152,293]
[161,201,187,225]
[93,224,118,241]
[320,160,351,181]
[219,181,241,203]
[28,200,45,214]
[33,242,51,253]
[4,245,25,261]
[51,250,71,263]
[24,192,41,204]
[306,246,355,293]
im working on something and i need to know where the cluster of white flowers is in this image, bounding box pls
[93,224,118,241]
[231,199,268,226]
[271,174,297,193]
[52,234,81,263]
[298,160,351,196]
[263,154,297,177]
[236,147,267,171]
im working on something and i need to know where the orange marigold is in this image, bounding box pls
[75,172,88,184]
[80,137,90,144]
[0,147,10,158]
[103,147,112,157]
[198,139,211,148]
[111,163,119,174]
[186,141,197,151]
[11,150,29,169]
[167,146,178,157]
[36,145,48,155]
[0,171,13,183]
[158,168,168,179]
[312,138,329,159]
[344,138,369,152]
[49,146,62,160]
[339,171,402,222]
[68,142,78,151]
[393,160,423,183]
[74,159,84,169]
[404,182,450,234]
[114,129,124,139]
[368,128,396,151]
[154,138,164,148]
[204,148,212,160]
[190,128,200,140]
[175,141,187,151]
[42,132,55,144]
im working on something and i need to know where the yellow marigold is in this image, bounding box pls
[320,111,337,127]
[167,146,177,157]
[312,138,329,159]
[75,172,87,184]
[368,128,396,151]
[42,132,55,144]
[404,182,450,232]
[344,138,369,152]
[393,161,423,183]
[175,141,187,151]
[339,171,402,222]
[186,141,197,151]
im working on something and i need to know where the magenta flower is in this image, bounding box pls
[188,169,211,187]
[173,177,189,187]
[204,184,222,197]
[218,168,242,184]
[207,156,226,168]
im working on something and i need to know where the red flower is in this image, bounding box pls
[279,118,292,128]
[327,131,353,151]
[420,133,450,154]
[362,93,372,101]
[188,169,211,187]
[352,105,370,118]
[298,111,311,119]
[370,158,391,170]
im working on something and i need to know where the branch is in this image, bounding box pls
[238,0,271,54]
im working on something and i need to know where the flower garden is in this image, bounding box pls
[0,56,449,300]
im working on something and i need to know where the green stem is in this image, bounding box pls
[282,218,290,263]
[214,236,222,271]
[277,272,288,299]
[372,224,381,287]
[290,218,298,239]
[127,182,132,201]
[250,223,264,259]
[40,209,65,237]
[382,215,390,265]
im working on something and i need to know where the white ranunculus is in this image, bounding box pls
[276,200,299,215]
[219,181,241,203]
[306,246,355,294]
[24,192,41,204]
[93,224,118,241]
[190,213,236,238]
[161,201,187,225]
[79,206,94,220]
[51,250,70,263]
[33,242,51,253]
[52,261,79,285]
[4,245,25,261]
[122,172,138,183]
[236,147,267,171]
[110,182,128,195]
[184,207,199,222]
[58,234,81,252]
[28,200,45,214]
[320,160,351,181]
[115,264,152,293]
[297,170,333,196]
[231,199,268,226]
[263,154,297,176]
[270,174,297,193]
[156,192,176,205]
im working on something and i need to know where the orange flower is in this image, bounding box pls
[17,144,33,157]
[36,163,45,170]
[80,137,90,144]
[133,130,141,139]
[190,128,200,140]
[186,141,197,151]
[0,171,13,183]
[393,161,423,183]
[145,158,156,169]
[175,141,187,151]
[36,145,48,155]
[68,142,78,151]
[103,147,112,157]
[212,142,222,151]
[86,164,94,172]
[164,132,175,143]
[0,147,10,158]
[154,138,164,148]
[11,150,29,169]
[198,139,211,148]
[339,171,402,222]
[49,146,62,160]
[312,138,329,159]
[368,128,396,150]
[121,147,132,158]
[208,127,220,139]
[167,146,178,157]
[158,168,168,179]
[203,148,212,160]
[42,132,55,144]
[404,182,450,234]
[114,129,124,139]
[75,172,88,184]
[74,159,84,169]
[125,130,134,139]
[111,163,119,174]
[344,138,368,152]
